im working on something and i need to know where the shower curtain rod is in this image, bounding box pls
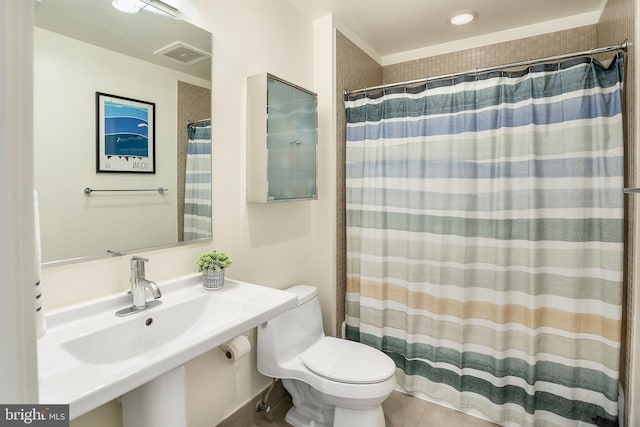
[344,40,629,96]
[187,118,211,125]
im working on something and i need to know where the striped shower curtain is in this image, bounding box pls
[184,120,212,240]
[344,55,624,426]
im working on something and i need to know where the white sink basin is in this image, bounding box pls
[61,296,210,364]
[38,274,297,419]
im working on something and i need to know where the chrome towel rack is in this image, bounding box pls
[84,187,168,194]
[623,188,640,194]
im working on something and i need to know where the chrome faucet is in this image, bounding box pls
[116,256,162,317]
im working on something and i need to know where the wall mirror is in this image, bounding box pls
[34,0,213,265]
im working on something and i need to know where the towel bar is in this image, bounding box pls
[84,187,168,194]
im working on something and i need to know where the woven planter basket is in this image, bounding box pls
[202,269,225,290]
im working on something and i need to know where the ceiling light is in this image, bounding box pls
[111,0,148,14]
[449,10,478,26]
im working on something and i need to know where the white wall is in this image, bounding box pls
[0,0,39,404]
[41,1,337,426]
[34,28,210,263]
[194,0,336,333]
[313,15,338,334]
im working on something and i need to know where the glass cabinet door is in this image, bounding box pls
[266,75,317,201]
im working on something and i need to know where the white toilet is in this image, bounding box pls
[257,285,397,427]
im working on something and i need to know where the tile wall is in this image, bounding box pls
[335,31,383,335]
[382,26,597,83]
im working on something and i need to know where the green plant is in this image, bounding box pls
[196,250,232,273]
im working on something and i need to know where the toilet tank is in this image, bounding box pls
[257,285,325,377]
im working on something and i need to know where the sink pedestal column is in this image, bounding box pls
[122,365,187,427]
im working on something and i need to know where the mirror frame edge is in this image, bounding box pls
[42,236,213,269]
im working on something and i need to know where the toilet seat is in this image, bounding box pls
[300,337,396,384]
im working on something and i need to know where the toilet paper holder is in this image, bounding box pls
[220,335,251,362]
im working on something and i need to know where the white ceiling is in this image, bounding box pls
[35,0,212,80]
[35,0,607,75]
[287,0,606,63]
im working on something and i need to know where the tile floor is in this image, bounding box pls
[254,390,500,427]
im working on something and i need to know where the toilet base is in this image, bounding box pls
[282,379,334,426]
[282,378,387,427]
[334,406,385,427]
[285,405,385,427]
[285,406,331,427]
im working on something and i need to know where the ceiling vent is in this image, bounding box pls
[154,41,210,66]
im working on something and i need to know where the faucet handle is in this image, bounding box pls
[130,256,149,279]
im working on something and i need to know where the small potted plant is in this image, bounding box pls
[196,249,232,290]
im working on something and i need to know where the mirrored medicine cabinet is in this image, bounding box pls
[246,73,318,203]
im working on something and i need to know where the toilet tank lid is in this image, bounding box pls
[285,285,317,305]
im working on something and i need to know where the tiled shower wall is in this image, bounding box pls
[177,81,211,242]
[336,4,636,419]
[335,31,383,335]
[382,26,597,83]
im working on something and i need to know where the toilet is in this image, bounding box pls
[257,285,397,427]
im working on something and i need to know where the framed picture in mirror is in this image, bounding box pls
[96,92,156,173]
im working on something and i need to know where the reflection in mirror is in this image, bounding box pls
[180,116,212,241]
[34,0,212,265]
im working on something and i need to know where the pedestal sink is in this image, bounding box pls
[61,296,209,364]
[37,274,298,422]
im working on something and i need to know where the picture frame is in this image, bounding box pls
[96,92,156,173]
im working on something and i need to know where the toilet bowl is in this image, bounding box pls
[257,285,396,427]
